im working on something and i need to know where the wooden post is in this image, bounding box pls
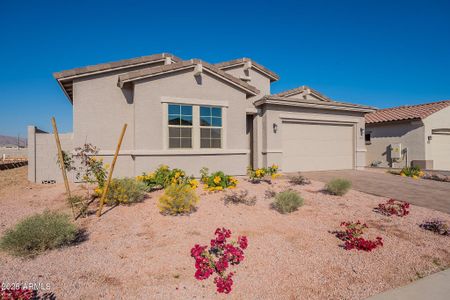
[52,117,75,218]
[96,124,127,217]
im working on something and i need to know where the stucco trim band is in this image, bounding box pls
[95,149,250,156]
[161,97,229,107]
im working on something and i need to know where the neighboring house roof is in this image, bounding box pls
[214,58,280,82]
[365,100,450,124]
[255,95,375,113]
[53,53,181,102]
[272,85,333,102]
[118,59,260,97]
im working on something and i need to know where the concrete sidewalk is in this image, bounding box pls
[367,268,450,300]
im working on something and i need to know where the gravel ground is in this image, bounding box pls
[0,169,449,299]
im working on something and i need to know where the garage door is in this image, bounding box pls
[431,134,450,170]
[282,122,354,172]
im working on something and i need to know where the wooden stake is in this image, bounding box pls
[52,117,75,218]
[96,124,127,217]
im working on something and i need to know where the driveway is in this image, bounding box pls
[302,170,450,214]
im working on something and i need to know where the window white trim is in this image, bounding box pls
[162,99,227,150]
[161,96,229,107]
[200,105,223,149]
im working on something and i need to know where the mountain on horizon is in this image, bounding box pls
[0,135,27,147]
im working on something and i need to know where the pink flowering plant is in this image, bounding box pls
[0,283,35,300]
[334,221,383,252]
[190,228,248,294]
[376,199,410,217]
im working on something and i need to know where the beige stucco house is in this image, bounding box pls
[28,53,375,183]
[365,100,450,170]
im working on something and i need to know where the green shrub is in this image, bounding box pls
[325,179,352,196]
[288,173,311,185]
[158,184,199,215]
[272,190,303,214]
[136,165,197,191]
[105,178,147,206]
[0,211,78,257]
[400,166,424,179]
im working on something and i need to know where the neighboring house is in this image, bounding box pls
[28,53,374,183]
[365,100,450,170]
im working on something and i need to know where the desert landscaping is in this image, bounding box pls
[1,165,449,299]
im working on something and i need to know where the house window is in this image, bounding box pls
[200,106,222,148]
[365,132,371,145]
[168,104,192,148]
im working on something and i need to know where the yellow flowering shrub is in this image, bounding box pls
[136,165,197,191]
[104,178,147,206]
[247,164,279,183]
[200,168,238,192]
[158,183,199,215]
[400,166,423,179]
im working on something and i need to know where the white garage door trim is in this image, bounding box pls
[430,133,450,171]
[281,120,356,172]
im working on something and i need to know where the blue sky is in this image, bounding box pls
[1,0,449,137]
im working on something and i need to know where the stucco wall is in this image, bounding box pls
[71,66,251,178]
[222,66,271,103]
[423,106,450,170]
[0,147,27,158]
[260,104,367,171]
[28,126,74,183]
[365,120,425,168]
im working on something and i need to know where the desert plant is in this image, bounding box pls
[272,190,303,213]
[67,195,89,217]
[376,199,410,217]
[191,228,248,294]
[0,211,78,257]
[325,178,352,196]
[264,188,277,199]
[103,178,147,206]
[334,221,383,251]
[136,165,197,191]
[247,164,280,183]
[72,144,109,187]
[400,166,424,179]
[288,173,311,185]
[201,169,238,191]
[158,183,199,215]
[420,219,449,236]
[223,190,256,206]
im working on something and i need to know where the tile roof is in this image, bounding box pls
[272,85,333,102]
[53,53,180,79]
[255,95,375,112]
[365,100,450,124]
[214,58,280,81]
[118,59,260,96]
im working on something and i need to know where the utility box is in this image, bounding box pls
[391,143,402,160]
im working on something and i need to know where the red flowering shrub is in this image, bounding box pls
[376,199,410,217]
[0,284,35,300]
[335,221,383,252]
[191,228,248,294]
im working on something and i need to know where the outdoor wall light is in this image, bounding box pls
[273,123,278,133]
[428,135,432,141]
[360,128,365,136]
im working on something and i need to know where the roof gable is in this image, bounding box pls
[54,53,181,102]
[214,58,279,82]
[118,59,260,97]
[365,100,450,124]
[53,53,180,80]
[272,86,333,102]
[255,95,375,113]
